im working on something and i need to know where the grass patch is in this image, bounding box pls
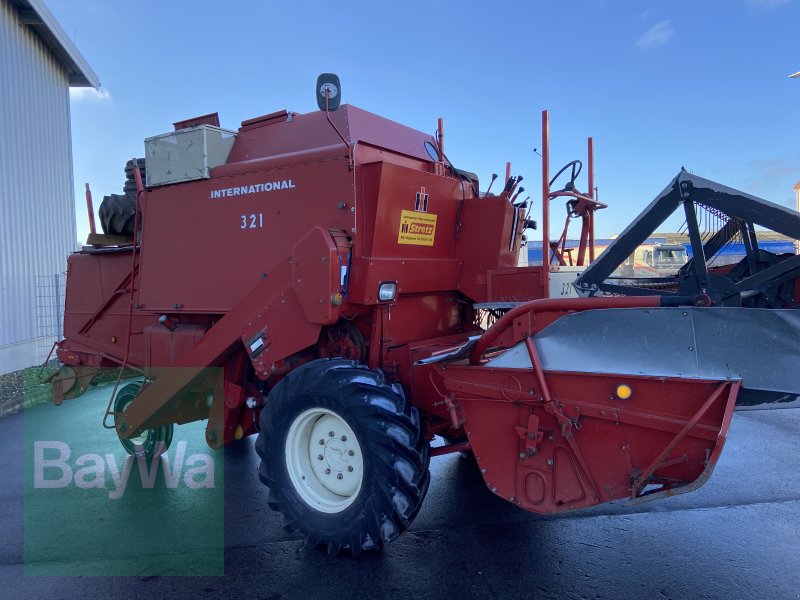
[23,365,58,409]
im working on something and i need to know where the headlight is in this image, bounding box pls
[378,282,397,302]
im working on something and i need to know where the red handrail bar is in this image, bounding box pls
[469,296,661,366]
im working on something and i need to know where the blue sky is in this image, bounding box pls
[53,0,800,243]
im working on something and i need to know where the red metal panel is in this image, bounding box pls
[173,112,220,130]
[347,105,438,162]
[455,196,522,303]
[441,364,738,514]
[291,226,341,325]
[240,109,289,129]
[379,293,465,348]
[137,157,354,312]
[119,258,329,439]
[229,109,348,161]
[486,266,546,302]
[227,106,437,165]
[346,257,462,304]
[60,251,154,368]
[368,162,462,259]
[144,324,206,376]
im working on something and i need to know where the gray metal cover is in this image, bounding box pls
[487,307,800,398]
[145,125,236,187]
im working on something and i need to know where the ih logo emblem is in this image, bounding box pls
[414,187,429,212]
[398,186,437,246]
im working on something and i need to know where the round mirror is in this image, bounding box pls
[424,140,440,161]
[319,82,339,100]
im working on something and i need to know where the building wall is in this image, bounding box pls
[0,0,76,374]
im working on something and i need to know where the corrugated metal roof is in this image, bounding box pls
[8,0,99,87]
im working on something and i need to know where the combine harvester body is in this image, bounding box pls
[51,75,800,553]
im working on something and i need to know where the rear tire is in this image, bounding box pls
[255,359,430,555]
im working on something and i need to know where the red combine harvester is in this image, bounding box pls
[51,74,800,554]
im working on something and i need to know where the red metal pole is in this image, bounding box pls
[469,295,661,365]
[437,117,445,157]
[505,161,511,183]
[541,111,550,297]
[587,138,594,200]
[84,183,96,235]
[430,442,471,457]
[577,217,589,266]
[587,137,595,262]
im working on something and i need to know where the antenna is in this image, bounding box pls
[484,173,499,197]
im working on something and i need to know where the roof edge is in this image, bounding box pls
[10,0,99,88]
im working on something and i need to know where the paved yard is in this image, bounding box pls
[1,384,799,599]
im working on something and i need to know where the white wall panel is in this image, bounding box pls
[0,0,76,373]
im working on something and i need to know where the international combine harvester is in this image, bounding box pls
[49,75,800,554]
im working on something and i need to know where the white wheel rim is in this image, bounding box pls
[285,408,364,514]
[118,397,149,446]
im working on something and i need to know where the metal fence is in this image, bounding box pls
[34,273,66,364]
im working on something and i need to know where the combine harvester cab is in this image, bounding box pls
[51,75,800,553]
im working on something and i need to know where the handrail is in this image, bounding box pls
[469,296,661,365]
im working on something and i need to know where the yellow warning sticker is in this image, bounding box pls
[397,210,437,246]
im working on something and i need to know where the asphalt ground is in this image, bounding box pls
[1,383,799,599]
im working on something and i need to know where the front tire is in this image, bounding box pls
[255,359,430,555]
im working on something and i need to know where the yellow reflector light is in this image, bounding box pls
[615,384,633,400]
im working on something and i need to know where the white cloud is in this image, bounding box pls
[746,0,791,7]
[636,21,674,49]
[69,87,111,102]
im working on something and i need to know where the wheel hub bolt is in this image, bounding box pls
[328,431,335,437]
[337,473,344,480]
[317,454,324,460]
[348,450,355,456]
[347,465,353,472]
[341,435,347,441]
[325,468,331,474]
[319,439,325,445]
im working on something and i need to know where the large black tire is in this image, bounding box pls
[255,359,430,555]
[114,382,173,459]
[99,194,138,235]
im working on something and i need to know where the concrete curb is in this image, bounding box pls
[0,394,23,419]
